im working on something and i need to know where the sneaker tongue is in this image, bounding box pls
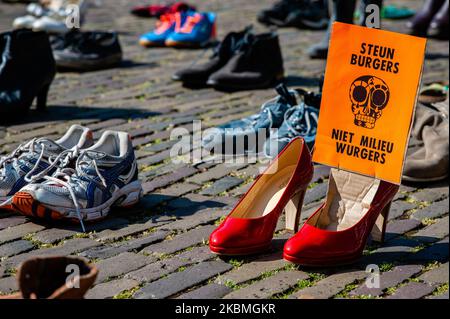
[34,138,66,157]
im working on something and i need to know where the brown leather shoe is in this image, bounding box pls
[0,256,98,299]
[403,101,449,183]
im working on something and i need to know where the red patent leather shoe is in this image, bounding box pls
[209,137,313,255]
[283,168,399,266]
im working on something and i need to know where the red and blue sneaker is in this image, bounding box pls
[139,13,181,47]
[165,11,216,48]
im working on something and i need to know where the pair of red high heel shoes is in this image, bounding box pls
[209,138,399,266]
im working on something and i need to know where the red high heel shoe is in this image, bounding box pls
[209,137,313,256]
[283,168,399,266]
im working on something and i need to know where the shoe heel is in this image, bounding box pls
[285,189,306,232]
[371,201,391,243]
[36,83,51,111]
[116,184,143,208]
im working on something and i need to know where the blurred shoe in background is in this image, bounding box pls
[139,12,180,47]
[172,25,253,86]
[140,10,216,48]
[0,29,56,117]
[52,31,123,71]
[408,0,448,38]
[258,0,328,29]
[165,11,216,48]
[403,100,449,183]
[13,0,88,34]
[207,32,284,90]
[131,2,195,18]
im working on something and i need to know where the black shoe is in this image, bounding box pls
[0,29,56,118]
[207,32,284,91]
[284,0,329,29]
[172,26,253,86]
[51,31,123,71]
[408,0,445,37]
[257,0,306,26]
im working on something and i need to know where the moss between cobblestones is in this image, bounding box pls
[272,272,326,299]
[411,243,427,253]
[114,284,144,299]
[307,182,320,190]
[379,262,395,272]
[4,267,17,276]
[22,233,55,249]
[421,218,438,226]
[432,283,449,296]
[215,215,226,226]
[423,261,440,271]
[333,281,360,298]
[228,259,244,268]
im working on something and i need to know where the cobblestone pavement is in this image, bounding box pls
[0,0,448,299]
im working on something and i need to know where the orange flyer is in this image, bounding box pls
[313,22,427,184]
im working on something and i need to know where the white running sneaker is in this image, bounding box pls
[0,125,93,210]
[13,0,66,29]
[13,131,142,232]
[32,0,88,34]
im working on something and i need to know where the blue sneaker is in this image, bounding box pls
[13,131,142,232]
[265,89,320,158]
[139,13,181,47]
[165,11,216,48]
[202,84,297,155]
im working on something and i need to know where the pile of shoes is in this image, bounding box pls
[257,0,329,30]
[13,0,88,34]
[172,26,285,91]
[7,0,124,72]
[139,6,216,48]
[0,125,142,232]
[202,84,321,158]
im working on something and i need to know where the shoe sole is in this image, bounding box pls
[139,39,165,48]
[283,252,361,267]
[210,242,272,256]
[165,38,215,48]
[12,181,142,223]
[55,53,123,71]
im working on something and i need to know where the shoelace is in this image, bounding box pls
[0,34,11,74]
[178,13,202,34]
[0,139,58,208]
[155,13,176,34]
[283,104,319,139]
[41,150,108,232]
[0,139,48,179]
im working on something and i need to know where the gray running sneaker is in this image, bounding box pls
[0,125,93,209]
[13,131,142,232]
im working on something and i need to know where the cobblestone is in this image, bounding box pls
[0,0,447,299]
[134,261,232,299]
